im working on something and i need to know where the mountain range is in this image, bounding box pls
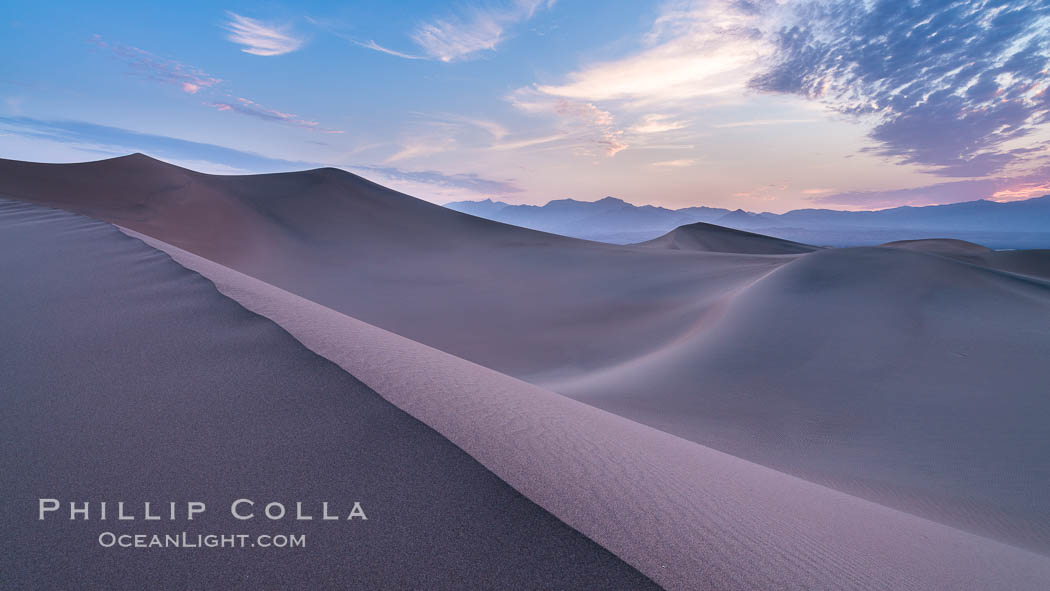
[445,195,1050,248]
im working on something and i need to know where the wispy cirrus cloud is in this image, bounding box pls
[652,159,695,167]
[352,40,426,60]
[321,1,553,62]
[409,0,556,62]
[91,35,338,133]
[205,98,342,133]
[489,132,572,151]
[224,12,304,56]
[352,165,522,195]
[385,137,457,163]
[90,36,222,94]
[417,112,510,139]
[303,17,428,60]
[751,0,1050,177]
[631,114,688,134]
[712,118,817,129]
[347,164,525,205]
[510,90,628,156]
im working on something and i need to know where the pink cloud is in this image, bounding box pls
[91,36,221,95]
[205,97,342,133]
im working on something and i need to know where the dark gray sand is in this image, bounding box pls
[0,200,658,590]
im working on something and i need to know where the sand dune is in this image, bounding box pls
[552,245,1050,553]
[126,226,1050,590]
[3,155,1049,563]
[636,221,820,254]
[0,154,793,382]
[0,200,656,590]
[883,238,994,254]
[885,238,1050,280]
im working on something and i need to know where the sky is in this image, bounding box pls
[2,0,1050,213]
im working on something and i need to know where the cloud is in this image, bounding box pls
[384,137,456,163]
[814,179,1001,209]
[224,12,304,56]
[534,0,770,105]
[90,36,222,94]
[751,0,1050,177]
[631,114,688,134]
[206,98,342,133]
[352,40,426,60]
[92,35,337,133]
[351,165,522,195]
[490,132,571,151]
[304,17,428,60]
[652,159,695,167]
[411,0,555,62]
[510,91,627,156]
[713,118,816,128]
[456,117,509,140]
[0,116,311,172]
[812,165,1050,208]
[421,113,510,139]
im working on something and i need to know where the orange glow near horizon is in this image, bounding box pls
[990,183,1050,202]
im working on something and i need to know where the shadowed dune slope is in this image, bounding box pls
[883,238,994,254]
[0,200,658,590]
[885,238,1050,280]
[124,227,1050,591]
[552,245,1050,553]
[636,220,820,254]
[0,154,795,381]
[3,155,1050,555]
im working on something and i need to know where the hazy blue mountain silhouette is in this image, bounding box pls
[445,195,1050,248]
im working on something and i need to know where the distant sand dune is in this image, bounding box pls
[883,238,994,254]
[635,220,820,254]
[885,238,1050,280]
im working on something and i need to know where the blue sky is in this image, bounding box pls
[2,0,1050,212]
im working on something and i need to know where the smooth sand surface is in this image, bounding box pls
[551,245,1050,553]
[885,238,1050,279]
[0,200,658,590]
[883,238,995,254]
[0,154,794,382]
[635,221,820,254]
[129,226,1050,590]
[4,154,1049,556]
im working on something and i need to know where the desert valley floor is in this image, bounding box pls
[2,154,1050,590]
